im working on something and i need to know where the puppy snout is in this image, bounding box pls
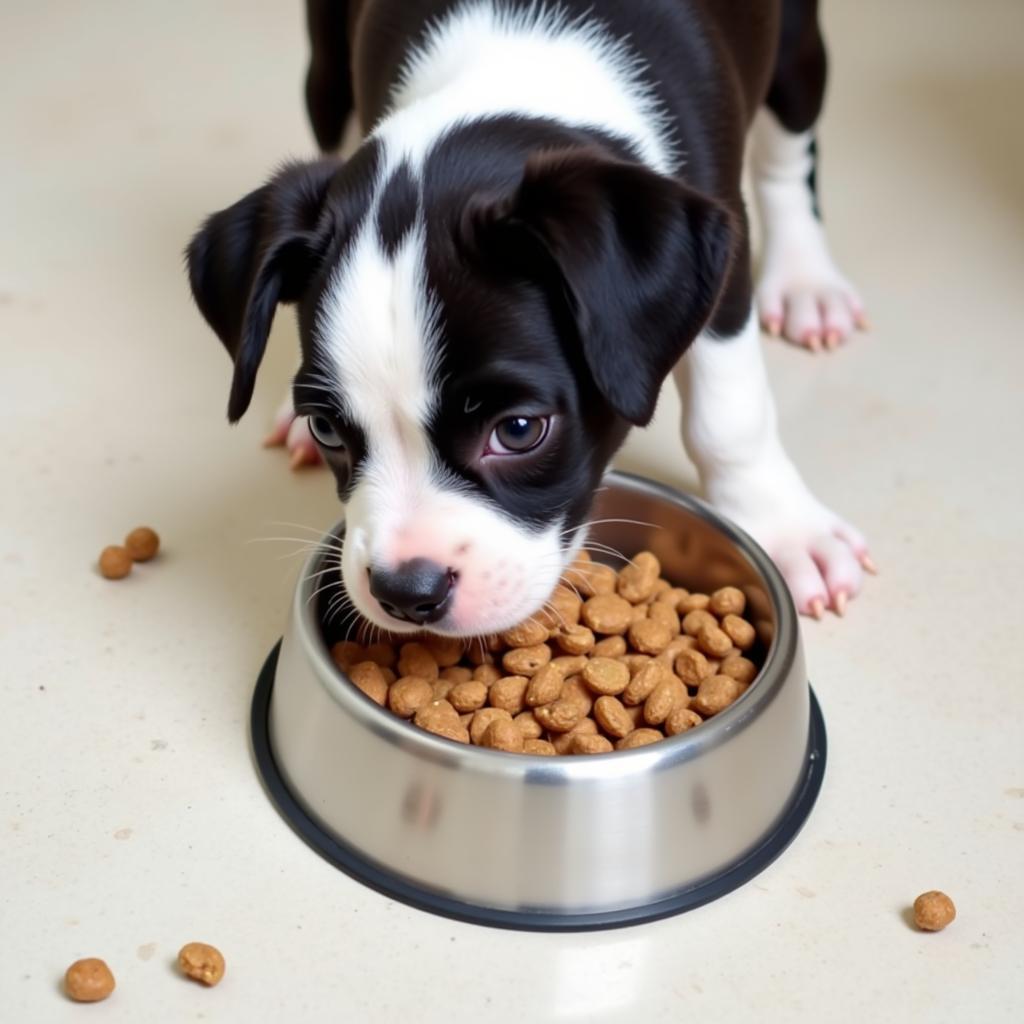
[369,557,456,625]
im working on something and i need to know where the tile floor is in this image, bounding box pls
[2,1,1022,1020]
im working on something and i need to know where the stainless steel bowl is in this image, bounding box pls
[250,471,825,930]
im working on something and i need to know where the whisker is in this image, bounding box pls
[559,516,659,537]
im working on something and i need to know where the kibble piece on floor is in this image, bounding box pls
[99,545,133,580]
[913,891,956,931]
[64,958,115,1002]
[124,526,160,562]
[178,942,226,986]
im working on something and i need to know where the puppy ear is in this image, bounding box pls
[186,160,339,422]
[469,148,735,425]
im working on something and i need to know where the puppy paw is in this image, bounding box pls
[711,485,875,618]
[263,394,322,470]
[757,267,867,352]
[770,525,876,619]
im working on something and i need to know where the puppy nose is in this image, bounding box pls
[369,558,455,625]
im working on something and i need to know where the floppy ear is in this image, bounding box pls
[185,159,339,421]
[466,147,735,425]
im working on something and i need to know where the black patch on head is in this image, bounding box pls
[375,161,419,257]
[185,141,381,422]
[402,115,734,542]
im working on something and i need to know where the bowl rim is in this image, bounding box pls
[287,469,799,777]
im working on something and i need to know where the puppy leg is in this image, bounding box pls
[305,0,354,153]
[263,393,321,469]
[674,311,873,617]
[752,0,866,350]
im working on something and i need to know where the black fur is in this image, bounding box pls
[188,0,830,547]
[187,145,380,421]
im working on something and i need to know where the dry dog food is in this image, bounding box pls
[125,526,160,562]
[99,546,133,580]
[329,552,765,755]
[912,891,956,931]
[64,958,116,1002]
[178,942,226,986]
[99,525,161,579]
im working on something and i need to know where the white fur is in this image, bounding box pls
[751,108,864,346]
[315,206,568,635]
[376,0,677,174]
[299,1,682,635]
[673,311,867,613]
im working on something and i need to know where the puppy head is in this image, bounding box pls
[186,140,733,636]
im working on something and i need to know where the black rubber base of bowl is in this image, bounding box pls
[250,642,827,932]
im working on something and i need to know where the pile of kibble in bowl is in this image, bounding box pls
[329,551,766,755]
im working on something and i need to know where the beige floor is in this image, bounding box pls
[3,0,1023,1020]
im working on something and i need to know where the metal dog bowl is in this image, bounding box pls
[250,471,825,930]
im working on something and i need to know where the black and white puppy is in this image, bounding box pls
[187,0,873,636]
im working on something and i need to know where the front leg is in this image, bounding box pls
[673,311,874,617]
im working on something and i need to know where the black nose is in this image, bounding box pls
[369,558,455,625]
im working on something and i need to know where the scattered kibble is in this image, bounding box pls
[64,958,115,1002]
[98,545,133,580]
[913,891,956,931]
[178,942,225,986]
[124,526,160,562]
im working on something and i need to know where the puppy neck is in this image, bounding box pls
[371,1,676,174]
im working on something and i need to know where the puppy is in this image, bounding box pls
[187,0,873,636]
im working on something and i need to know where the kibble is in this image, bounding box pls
[177,942,225,986]
[124,526,160,562]
[330,552,764,754]
[99,545,133,580]
[64,958,115,1002]
[913,891,956,931]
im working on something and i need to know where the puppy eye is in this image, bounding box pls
[486,416,549,455]
[308,414,345,449]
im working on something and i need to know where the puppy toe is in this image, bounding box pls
[820,290,854,347]
[772,545,829,618]
[783,292,822,351]
[809,535,864,610]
